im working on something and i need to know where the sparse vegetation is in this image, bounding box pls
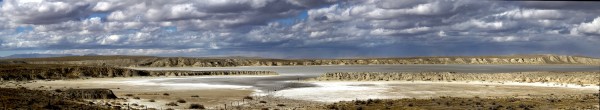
[324,94,599,110]
[177,99,187,103]
[166,102,178,106]
[243,96,253,100]
[0,88,109,109]
[191,95,199,97]
[163,93,170,96]
[189,103,205,109]
[148,99,155,102]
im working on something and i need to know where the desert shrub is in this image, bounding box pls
[163,93,170,96]
[357,106,364,110]
[261,108,269,110]
[166,108,174,110]
[54,89,63,92]
[148,99,155,102]
[276,104,285,107]
[189,103,205,109]
[191,95,199,97]
[124,94,134,97]
[177,99,187,103]
[259,101,267,103]
[133,97,140,99]
[166,102,178,106]
[243,96,253,100]
[131,103,138,106]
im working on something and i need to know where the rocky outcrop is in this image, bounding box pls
[63,89,117,99]
[146,70,277,76]
[310,72,600,85]
[0,64,278,81]
[1,54,599,67]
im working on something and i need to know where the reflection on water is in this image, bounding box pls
[132,64,599,91]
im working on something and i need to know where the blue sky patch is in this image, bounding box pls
[276,10,308,25]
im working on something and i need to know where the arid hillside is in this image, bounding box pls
[310,71,600,85]
[0,64,277,81]
[1,54,599,67]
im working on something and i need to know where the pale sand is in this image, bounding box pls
[272,81,599,102]
[14,77,256,109]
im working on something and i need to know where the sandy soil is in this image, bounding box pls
[4,76,598,109]
[8,77,255,109]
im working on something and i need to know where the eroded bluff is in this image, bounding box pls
[0,64,277,81]
[3,54,599,67]
[310,72,600,85]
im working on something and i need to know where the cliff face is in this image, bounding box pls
[0,64,277,81]
[310,72,600,85]
[3,54,599,67]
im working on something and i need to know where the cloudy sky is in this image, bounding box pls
[0,0,599,58]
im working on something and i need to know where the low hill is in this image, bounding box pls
[0,54,598,67]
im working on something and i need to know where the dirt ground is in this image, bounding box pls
[4,77,598,109]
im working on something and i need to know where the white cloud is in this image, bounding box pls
[309,31,328,38]
[453,20,514,31]
[496,9,564,20]
[38,48,207,55]
[99,35,122,45]
[438,31,447,37]
[492,36,529,42]
[571,17,600,35]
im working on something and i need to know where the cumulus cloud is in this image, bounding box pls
[571,17,600,35]
[0,0,599,58]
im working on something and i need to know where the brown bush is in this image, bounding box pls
[189,103,205,109]
[177,99,187,103]
[166,102,178,106]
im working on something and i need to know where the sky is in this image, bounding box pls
[0,0,599,58]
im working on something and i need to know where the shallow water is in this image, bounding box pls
[131,64,600,91]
